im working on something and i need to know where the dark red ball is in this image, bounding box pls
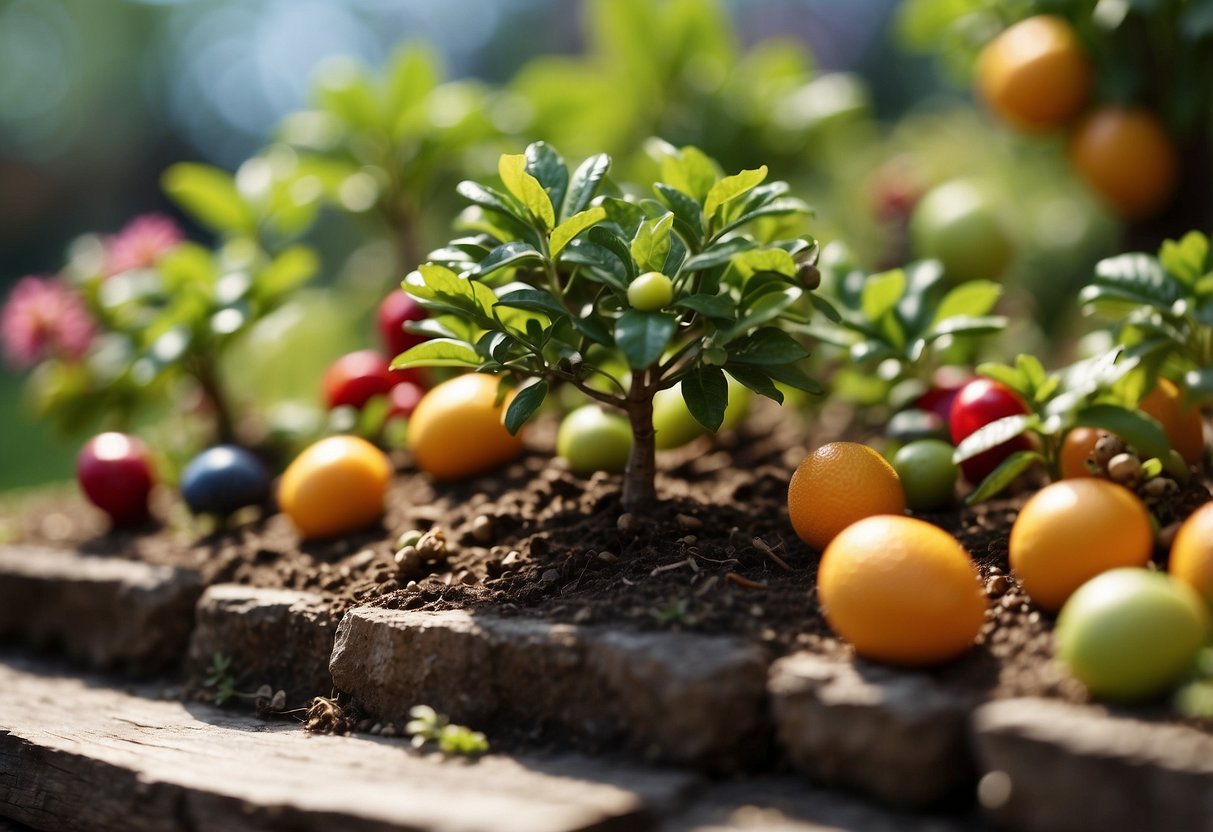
[77,433,155,527]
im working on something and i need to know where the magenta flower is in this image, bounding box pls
[1,276,95,369]
[105,213,184,276]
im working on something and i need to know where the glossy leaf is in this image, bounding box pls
[681,366,728,431]
[162,164,254,236]
[965,451,1045,504]
[561,153,610,220]
[499,154,556,229]
[504,380,548,435]
[953,414,1034,463]
[525,142,569,217]
[550,206,607,257]
[615,310,676,369]
[728,327,809,365]
[391,339,482,369]
[705,165,768,222]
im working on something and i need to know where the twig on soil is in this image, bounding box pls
[725,572,768,590]
[650,558,695,577]
[752,537,793,572]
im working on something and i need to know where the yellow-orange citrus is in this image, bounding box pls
[408,373,524,481]
[1141,378,1205,467]
[976,15,1092,132]
[788,442,906,552]
[1069,107,1179,220]
[818,515,986,666]
[1058,427,1102,479]
[1009,479,1152,612]
[278,435,392,539]
[1170,502,1213,609]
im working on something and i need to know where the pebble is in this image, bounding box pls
[380,723,399,738]
[617,513,635,535]
[597,551,619,564]
[540,569,561,583]
[985,575,1010,597]
[370,723,383,735]
[676,513,703,530]
[682,535,697,545]
[471,515,495,544]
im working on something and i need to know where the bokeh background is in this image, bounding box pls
[0,0,1117,491]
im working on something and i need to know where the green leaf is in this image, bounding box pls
[681,366,728,431]
[391,339,482,369]
[715,197,810,237]
[683,238,757,272]
[924,315,1007,341]
[499,154,556,229]
[615,310,676,369]
[977,361,1026,393]
[162,164,254,236]
[256,246,318,299]
[525,142,568,217]
[934,280,1002,324]
[504,380,548,435]
[1091,253,1181,309]
[860,269,906,323]
[550,206,606,257]
[762,361,823,394]
[654,183,704,239]
[1071,405,1186,477]
[953,414,1034,463]
[731,248,797,279]
[705,166,768,223]
[474,242,543,278]
[587,227,637,282]
[728,327,809,365]
[456,181,527,224]
[965,451,1045,504]
[630,213,674,274]
[724,365,784,404]
[723,289,801,342]
[659,146,720,203]
[1016,354,1047,392]
[561,153,610,220]
[495,288,569,321]
[677,293,735,319]
[386,44,439,119]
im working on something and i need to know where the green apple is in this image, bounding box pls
[892,439,958,512]
[1056,568,1209,702]
[557,405,633,474]
[910,180,1014,282]
[627,272,674,311]
[653,378,752,450]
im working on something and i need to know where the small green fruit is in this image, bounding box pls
[557,405,633,474]
[910,180,1014,282]
[1056,568,1210,702]
[892,439,958,512]
[653,378,751,449]
[627,272,674,311]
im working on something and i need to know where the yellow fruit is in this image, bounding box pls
[1058,427,1102,479]
[976,15,1092,132]
[1009,479,1153,612]
[1170,502,1213,609]
[818,515,986,666]
[1069,107,1179,220]
[408,373,524,481]
[278,435,392,539]
[1141,378,1205,467]
[788,442,906,552]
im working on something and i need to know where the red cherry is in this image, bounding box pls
[377,290,427,359]
[323,350,421,410]
[914,367,971,421]
[77,433,155,527]
[387,381,425,420]
[949,378,1032,484]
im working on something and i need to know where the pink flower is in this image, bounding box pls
[104,213,184,276]
[1,276,95,369]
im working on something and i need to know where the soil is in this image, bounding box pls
[4,397,1211,725]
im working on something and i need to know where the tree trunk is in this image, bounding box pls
[621,379,657,512]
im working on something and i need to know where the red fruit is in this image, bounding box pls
[77,432,155,527]
[387,381,425,420]
[914,368,971,422]
[324,350,420,411]
[949,378,1032,484]
[377,290,427,359]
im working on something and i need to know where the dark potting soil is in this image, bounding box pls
[4,397,1211,723]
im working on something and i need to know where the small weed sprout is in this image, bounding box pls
[406,705,489,757]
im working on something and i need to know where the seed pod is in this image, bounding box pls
[395,529,424,550]
[797,263,822,291]
[1107,453,1141,484]
[1091,435,1126,466]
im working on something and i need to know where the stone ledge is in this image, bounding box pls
[0,656,698,832]
[768,652,977,808]
[973,697,1213,832]
[186,585,340,708]
[0,545,201,673]
[329,607,771,771]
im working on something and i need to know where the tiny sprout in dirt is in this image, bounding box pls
[406,705,489,757]
[394,140,824,511]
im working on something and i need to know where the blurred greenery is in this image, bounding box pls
[0,0,1138,491]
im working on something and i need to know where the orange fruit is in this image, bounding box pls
[1169,502,1213,609]
[1058,427,1102,479]
[976,15,1092,132]
[1069,107,1179,220]
[278,435,392,539]
[1009,479,1153,612]
[788,442,906,552]
[1140,378,1204,467]
[408,373,524,481]
[818,515,986,666]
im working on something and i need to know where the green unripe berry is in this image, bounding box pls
[627,272,674,311]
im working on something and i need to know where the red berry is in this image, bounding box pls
[377,290,427,359]
[77,432,155,527]
[387,381,425,420]
[323,350,421,411]
[949,378,1032,484]
[914,367,970,421]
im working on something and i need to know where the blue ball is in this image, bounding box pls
[181,445,271,517]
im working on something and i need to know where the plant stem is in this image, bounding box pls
[193,358,238,446]
[621,370,658,511]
